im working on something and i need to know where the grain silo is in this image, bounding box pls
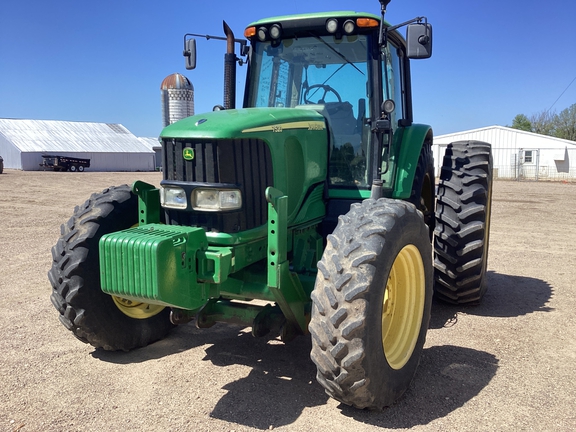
[161,73,194,127]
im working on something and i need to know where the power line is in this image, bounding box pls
[547,75,576,112]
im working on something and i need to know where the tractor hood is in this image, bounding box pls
[160,107,326,140]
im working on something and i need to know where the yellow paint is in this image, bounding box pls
[242,121,325,134]
[112,296,165,320]
[381,244,425,370]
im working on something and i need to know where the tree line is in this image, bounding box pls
[510,103,576,141]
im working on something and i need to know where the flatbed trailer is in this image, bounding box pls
[40,155,90,172]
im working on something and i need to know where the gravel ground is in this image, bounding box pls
[0,170,575,431]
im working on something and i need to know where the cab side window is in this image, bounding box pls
[381,42,405,130]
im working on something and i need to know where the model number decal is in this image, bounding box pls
[242,121,326,134]
[308,122,324,131]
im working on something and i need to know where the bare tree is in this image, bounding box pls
[530,110,556,136]
[554,103,576,141]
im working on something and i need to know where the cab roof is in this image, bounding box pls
[247,11,385,29]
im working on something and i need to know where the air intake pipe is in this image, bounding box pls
[223,21,236,110]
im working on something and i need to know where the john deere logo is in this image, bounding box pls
[183,148,195,161]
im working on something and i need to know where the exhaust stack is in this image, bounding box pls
[223,21,236,110]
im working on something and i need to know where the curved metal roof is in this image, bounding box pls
[0,119,154,153]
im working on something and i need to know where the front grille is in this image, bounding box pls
[162,138,273,232]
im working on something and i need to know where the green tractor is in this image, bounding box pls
[49,0,492,409]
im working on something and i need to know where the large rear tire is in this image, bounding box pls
[433,141,493,304]
[309,199,433,410]
[48,185,174,351]
[408,142,435,240]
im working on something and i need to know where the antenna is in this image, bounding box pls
[378,0,392,45]
[379,0,392,9]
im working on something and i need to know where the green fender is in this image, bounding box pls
[392,124,433,199]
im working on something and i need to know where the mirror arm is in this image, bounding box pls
[380,16,429,49]
[183,33,248,64]
[184,33,247,45]
[386,16,426,33]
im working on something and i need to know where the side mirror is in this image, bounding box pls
[406,23,432,59]
[184,38,197,70]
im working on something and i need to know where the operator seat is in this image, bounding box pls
[296,101,362,152]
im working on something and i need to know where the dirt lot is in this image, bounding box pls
[1,169,575,432]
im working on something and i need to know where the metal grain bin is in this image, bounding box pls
[161,73,194,127]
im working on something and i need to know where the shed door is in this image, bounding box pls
[518,149,540,181]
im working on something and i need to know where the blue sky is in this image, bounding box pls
[1,0,575,138]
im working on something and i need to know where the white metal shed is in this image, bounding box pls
[0,119,155,172]
[138,137,162,170]
[433,126,576,181]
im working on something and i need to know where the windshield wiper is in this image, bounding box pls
[310,33,365,76]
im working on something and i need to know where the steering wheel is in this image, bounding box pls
[303,84,342,104]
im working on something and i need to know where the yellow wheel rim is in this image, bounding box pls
[109,221,166,320]
[112,296,165,320]
[381,244,426,370]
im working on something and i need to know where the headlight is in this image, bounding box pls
[326,19,339,34]
[160,186,187,209]
[257,26,267,41]
[192,188,242,211]
[269,24,282,40]
[343,20,355,34]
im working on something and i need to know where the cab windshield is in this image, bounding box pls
[246,34,372,188]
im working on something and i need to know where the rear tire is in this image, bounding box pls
[78,165,84,172]
[69,165,77,172]
[433,141,493,304]
[48,185,174,351]
[408,142,435,240]
[309,199,433,409]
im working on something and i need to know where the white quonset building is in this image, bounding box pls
[0,119,155,172]
[138,137,162,170]
[433,126,576,181]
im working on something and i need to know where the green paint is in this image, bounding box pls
[132,181,161,225]
[247,11,383,28]
[266,187,309,334]
[392,124,433,199]
[99,224,210,311]
[160,107,325,140]
[98,8,433,335]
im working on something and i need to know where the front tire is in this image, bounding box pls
[48,184,174,351]
[434,141,493,304]
[309,199,433,409]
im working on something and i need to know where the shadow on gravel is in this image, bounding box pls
[430,270,554,329]
[205,333,498,429]
[92,323,327,428]
[92,322,498,429]
[340,345,498,428]
[91,324,225,363]
[205,331,328,429]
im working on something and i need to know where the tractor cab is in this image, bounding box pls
[241,12,430,195]
[244,16,375,188]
